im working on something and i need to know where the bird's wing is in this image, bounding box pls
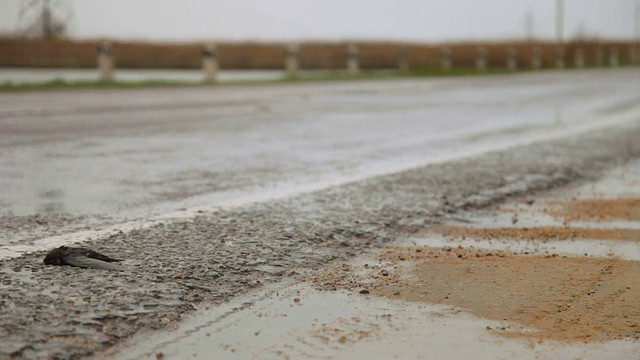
[63,254,132,271]
[84,249,123,263]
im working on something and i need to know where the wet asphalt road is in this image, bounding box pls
[2,68,640,248]
[0,69,638,220]
[1,69,640,359]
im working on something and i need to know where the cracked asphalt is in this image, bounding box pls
[1,69,640,359]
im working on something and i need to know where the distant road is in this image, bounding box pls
[1,68,639,221]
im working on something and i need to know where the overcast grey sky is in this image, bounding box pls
[0,0,638,42]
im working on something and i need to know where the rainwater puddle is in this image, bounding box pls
[410,158,640,261]
[106,283,639,360]
[402,235,640,261]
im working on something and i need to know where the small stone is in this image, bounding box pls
[359,289,370,295]
[293,297,301,303]
[380,270,389,276]
[156,352,164,360]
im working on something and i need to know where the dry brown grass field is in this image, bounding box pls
[0,37,636,70]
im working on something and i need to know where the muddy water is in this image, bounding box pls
[109,286,637,359]
[411,158,640,261]
[106,154,640,360]
[107,282,639,360]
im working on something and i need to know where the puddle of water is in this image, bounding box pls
[106,283,639,360]
[420,158,640,261]
[403,235,640,261]
[450,208,640,231]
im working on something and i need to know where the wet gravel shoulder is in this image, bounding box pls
[0,214,117,247]
[2,121,640,359]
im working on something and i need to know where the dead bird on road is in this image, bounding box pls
[43,246,132,271]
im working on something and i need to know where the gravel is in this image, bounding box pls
[1,120,640,359]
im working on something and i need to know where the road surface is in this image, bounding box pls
[1,68,640,359]
[1,68,640,247]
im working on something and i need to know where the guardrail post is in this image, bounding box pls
[556,47,565,69]
[531,47,542,70]
[506,47,517,71]
[574,48,585,68]
[630,44,638,64]
[202,44,218,82]
[440,47,451,71]
[476,46,487,71]
[347,44,359,76]
[285,44,299,77]
[609,47,619,67]
[97,42,114,82]
[595,47,604,66]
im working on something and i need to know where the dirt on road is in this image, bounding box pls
[300,190,640,344]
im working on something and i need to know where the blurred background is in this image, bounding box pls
[0,0,638,84]
[1,0,637,41]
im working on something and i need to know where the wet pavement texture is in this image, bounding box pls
[1,69,640,358]
[414,159,640,260]
[108,282,640,360]
[2,69,640,248]
[2,116,640,358]
[116,158,640,360]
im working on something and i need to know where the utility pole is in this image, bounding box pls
[556,0,564,43]
[635,0,639,63]
[633,0,640,42]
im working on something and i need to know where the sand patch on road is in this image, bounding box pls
[300,246,640,342]
[377,246,640,342]
[429,225,640,242]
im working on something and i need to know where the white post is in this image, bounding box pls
[609,47,619,67]
[285,44,299,77]
[347,44,359,76]
[97,42,113,82]
[574,48,585,68]
[595,47,604,67]
[440,47,451,71]
[531,47,542,70]
[476,47,487,71]
[202,44,218,82]
[556,47,565,69]
[506,47,517,71]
